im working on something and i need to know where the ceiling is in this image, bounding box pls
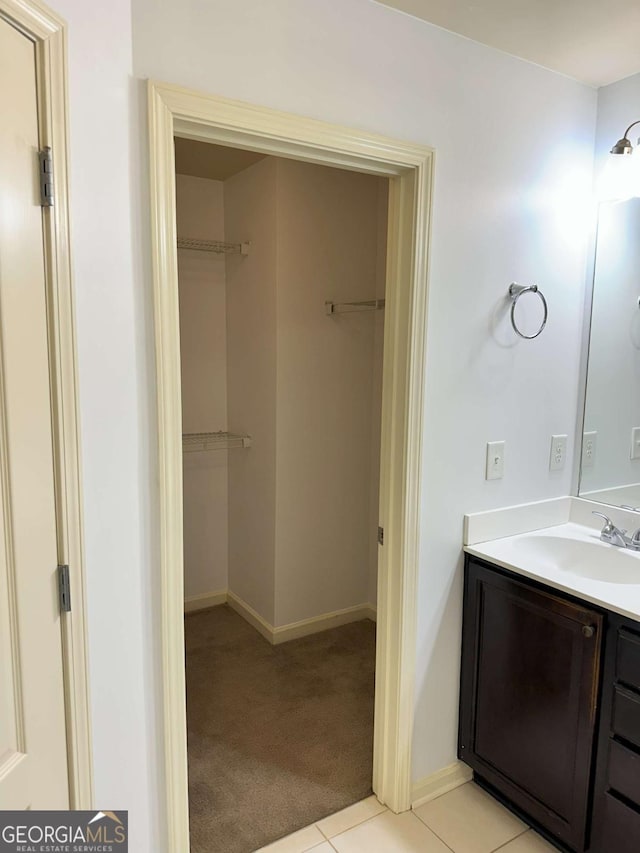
[376,0,640,87]
[174,138,266,180]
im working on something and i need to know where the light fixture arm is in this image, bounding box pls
[623,120,640,139]
[611,119,640,155]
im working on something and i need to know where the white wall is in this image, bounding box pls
[176,175,229,599]
[274,159,385,626]
[49,0,160,849]
[132,0,596,789]
[225,158,279,624]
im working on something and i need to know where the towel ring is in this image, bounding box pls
[509,283,548,339]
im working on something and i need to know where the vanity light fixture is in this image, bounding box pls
[610,120,640,155]
[598,119,640,201]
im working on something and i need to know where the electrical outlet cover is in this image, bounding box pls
[549,434,568,471]
[632,427,640,461]
[582,431,597,469]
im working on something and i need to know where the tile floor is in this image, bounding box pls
[256,782,558,853]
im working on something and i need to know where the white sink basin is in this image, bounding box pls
[466,521,640,597]
[465,518,640,621]
[512,532,640,585]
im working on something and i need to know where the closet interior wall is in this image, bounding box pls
[177,154,387,635]
[226,158,278,625]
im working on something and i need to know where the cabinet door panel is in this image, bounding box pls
[617,629,640,693]
[607,739,640,807]
[612,686,640,749]
[475,585,582,814]
[459,558,602,852]
[595,794,640,853]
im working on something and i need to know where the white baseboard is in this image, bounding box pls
[226,591,273,643]
[184,589,228,613]
[225,590,376,644]
[273,603,377,644]
[411,761,473,809]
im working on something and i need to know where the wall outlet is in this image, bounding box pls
[549,434,568,471]
[582,431,597,468]
[486,441,505,480]
[632,427,640,460]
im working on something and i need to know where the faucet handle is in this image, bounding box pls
[631,528,640,546]
[592,511,626,535]
[592,511,614,531]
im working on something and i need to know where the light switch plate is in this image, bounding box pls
[632,427,640,460]
[582,431,597,468]
[486,441,505,480]
[549,434,568,471]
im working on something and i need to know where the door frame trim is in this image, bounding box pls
[148,80,434,851]
[0,0,94,808]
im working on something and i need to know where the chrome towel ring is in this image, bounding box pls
[509,283,548,339]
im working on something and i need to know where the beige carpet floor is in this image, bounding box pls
[185,605,376,853]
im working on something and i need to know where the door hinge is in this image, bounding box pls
[39,147,54,207]
[58,564,71,613]
[378,526,384,546]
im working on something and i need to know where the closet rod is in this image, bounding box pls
[177,237,250,255]
[325,298,386,316]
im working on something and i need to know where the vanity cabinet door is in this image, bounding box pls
[459,557,603,853]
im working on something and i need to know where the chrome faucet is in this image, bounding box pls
[593,511,640,550]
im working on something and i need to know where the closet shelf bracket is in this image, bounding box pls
[182,431,252,452]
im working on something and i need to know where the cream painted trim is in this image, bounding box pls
[0,0,93,808]
[226,592,273,643]
[273,604,376,644]
[184,588,376,636]
[148,80,433,848]
[411,761,473,809]
[227,592,376,645]
[184,590,228,613]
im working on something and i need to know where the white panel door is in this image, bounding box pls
[0,14,70,807]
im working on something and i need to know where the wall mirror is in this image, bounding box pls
[579,198,640,508]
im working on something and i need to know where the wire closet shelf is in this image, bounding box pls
[182,431,252,452]
[325,298,385,315]
[177,237,250,255]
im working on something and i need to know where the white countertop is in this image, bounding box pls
[465,522,640,622]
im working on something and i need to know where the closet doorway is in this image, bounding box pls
[177,143,387,851]
[148,82,433,853]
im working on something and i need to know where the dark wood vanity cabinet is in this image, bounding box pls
[458,556,604,852]
[590,617,640,852]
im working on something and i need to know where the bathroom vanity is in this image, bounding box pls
[459,515,640,853]
[456,153,640,853]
